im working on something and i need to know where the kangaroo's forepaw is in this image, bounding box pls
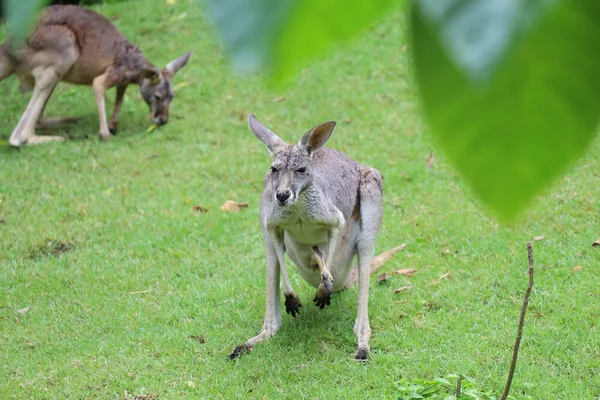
[356,348,369,361]
[228,344,251,360]
[313,272,333,309]
[285,293,302,318]
[313,293,331,309]
[313,287,332,309]
[321,272,333,294]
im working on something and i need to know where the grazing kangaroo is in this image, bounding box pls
[230,114,393,361]
[0,5,191,147]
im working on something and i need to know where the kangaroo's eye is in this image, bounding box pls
[270,166,278,173]
[296,167,307,173]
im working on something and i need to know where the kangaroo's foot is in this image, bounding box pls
[10,134,66,147]
[36,116,81,129]
[284,293,302,318]
[228,316,282,360]
[354,308,372,361]
[228,344,251,360]
[108,121,118,135]
[356,348,369,361]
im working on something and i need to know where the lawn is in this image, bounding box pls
[1,0,599,398]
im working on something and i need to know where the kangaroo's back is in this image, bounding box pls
[0,5,137,84]
[33,5,143,85]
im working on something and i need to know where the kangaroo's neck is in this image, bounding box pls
[293,186,327,216]
[112,41,153,85]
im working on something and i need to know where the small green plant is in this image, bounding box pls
[393,375,513,400]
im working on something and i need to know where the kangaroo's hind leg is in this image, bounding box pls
[354,167,383,360]
[8,68,64,146]
[8,26,78,146]
[36,116,82,129]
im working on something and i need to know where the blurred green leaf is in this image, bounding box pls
[206,0,397,81]
[411,0,600,219]
[206,0,295,73]
[4,0,49,43]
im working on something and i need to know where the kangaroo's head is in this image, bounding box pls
[140,51,192,126]
[248,114,336,207]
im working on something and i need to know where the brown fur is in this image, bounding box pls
[1,5,191,146]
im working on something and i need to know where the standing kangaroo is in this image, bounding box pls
[0,5,191,147]
[230,114,385,360]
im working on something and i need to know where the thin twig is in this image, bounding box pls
[500,243,534,400]
[128,289,154,295]
[455,374,462,397]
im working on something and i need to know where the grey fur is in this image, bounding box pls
[230,114,383,360]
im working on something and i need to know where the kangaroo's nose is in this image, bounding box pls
[275,190,291,204]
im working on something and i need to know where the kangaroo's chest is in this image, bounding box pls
[272,197,339,245]
[283,219,331,245]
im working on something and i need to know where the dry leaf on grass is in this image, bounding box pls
[376,268,416,284]
[572,265,582,273]
[394,286,412,294]
[393,268,416,277]
[16,306,31,315]
[193,205,208,213]
[430,272,451,285]
[221,200,248,212]
[273,96,285,102]
[125,394,159,400]
[593,239,600,247]
[427,152,434,169]
[533,235,545,241]
[188,335,206,344]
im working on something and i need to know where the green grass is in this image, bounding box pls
[1,1,599,398]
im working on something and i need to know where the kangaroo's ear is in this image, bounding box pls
[298,121,336,158]
[165,51,192,76]
[141,67,161,85]
[248,114,287,156]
